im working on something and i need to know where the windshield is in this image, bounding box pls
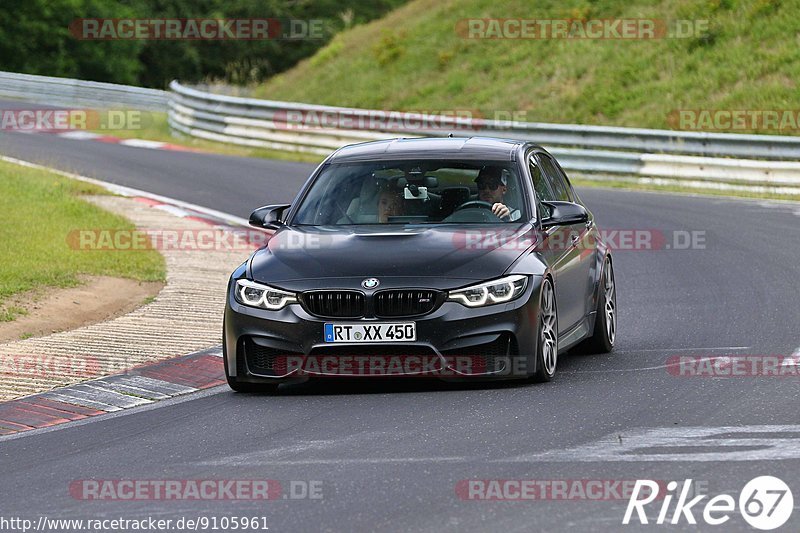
[291,159,526,226]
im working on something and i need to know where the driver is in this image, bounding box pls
[474,166,520,221]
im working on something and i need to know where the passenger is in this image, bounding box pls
[377,188,404,223]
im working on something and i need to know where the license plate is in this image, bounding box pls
[324,323,416,343]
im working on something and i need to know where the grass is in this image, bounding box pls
[1,306,27,322]
[0,160,166,322]
[252,0,799,135]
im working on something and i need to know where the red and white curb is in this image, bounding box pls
[0,347,224,436]
[130,195,271,247]
[23,130,202,153]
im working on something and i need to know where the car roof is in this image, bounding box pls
[327,137,543,163]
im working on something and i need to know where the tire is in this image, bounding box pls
[531,278,558,383]
[580,258,617,354]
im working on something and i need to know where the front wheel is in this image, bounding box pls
[531,278,558,382]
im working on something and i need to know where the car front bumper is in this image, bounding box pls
[223,275,544,383]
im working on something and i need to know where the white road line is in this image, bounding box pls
[563,355,747,374]
[611,346,751,354]
[154,204,191,217]
[119,139,166,149]
[567,349,800,374]
[200,457,471,466]
[499,425,800,463]
[785,346,800,367]
[57,131,103,140]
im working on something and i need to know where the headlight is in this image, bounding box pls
[447,275,528,308]
[234,279,297,310]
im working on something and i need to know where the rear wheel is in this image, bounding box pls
[580,258,616,354]
[531,278,558,382]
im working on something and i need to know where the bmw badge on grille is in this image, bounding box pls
[362,278,380,289]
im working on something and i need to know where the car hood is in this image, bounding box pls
[249,225,538,288]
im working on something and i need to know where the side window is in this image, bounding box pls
[528,156,554,218]
[539,154,573,202]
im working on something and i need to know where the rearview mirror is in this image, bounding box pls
[249,204,290,230]
[403,185,429,200]
[540,201,589,227]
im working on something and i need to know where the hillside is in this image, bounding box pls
[254,0,799,134]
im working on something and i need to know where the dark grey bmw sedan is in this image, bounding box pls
[223,137,616,392]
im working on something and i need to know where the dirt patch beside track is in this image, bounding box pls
[0,276,164,343]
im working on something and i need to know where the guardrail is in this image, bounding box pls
[1,71,797,190]
[168,81,800,190]
[0,71,168,111]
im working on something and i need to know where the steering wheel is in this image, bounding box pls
[445,200,503,223]
[455,200,495,212]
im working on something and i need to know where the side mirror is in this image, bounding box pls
[540,201,589,228]
[249,204,290,230]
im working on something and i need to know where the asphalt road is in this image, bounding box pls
[2,117,800,532]
[0,100,312,217]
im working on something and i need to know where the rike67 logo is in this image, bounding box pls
[624,476,793,530]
